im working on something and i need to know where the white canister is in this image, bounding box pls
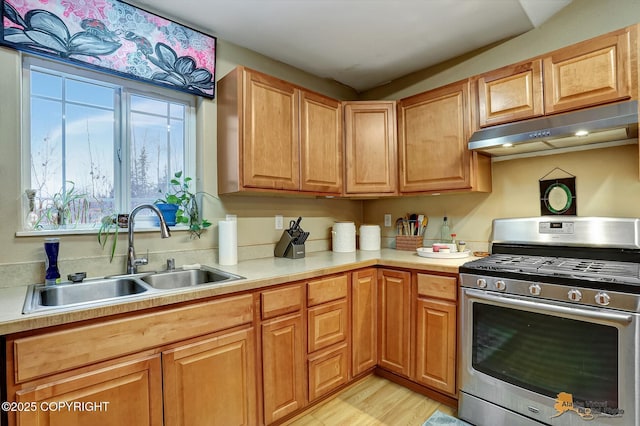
[332,221,356,253]
[359,224,381,251]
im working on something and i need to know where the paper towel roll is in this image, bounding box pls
[218,220,237,265]
[332,221,356,253]
[359,224,381,251]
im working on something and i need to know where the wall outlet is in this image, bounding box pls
[275,215,283,230]
[384,214,392,227]
[225,214,237,221]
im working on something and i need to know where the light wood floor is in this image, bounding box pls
[283,375,458,426]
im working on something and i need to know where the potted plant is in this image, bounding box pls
[157,171,212,238]
[40,181,89,228]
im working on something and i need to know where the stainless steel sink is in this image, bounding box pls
[140,267,244,290]
[23,277,152,314]
[22,267,244,314]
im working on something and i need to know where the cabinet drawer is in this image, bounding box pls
[12,294,253,383]
[308,343,349,401]
[261,284,303,320]
[307,299,348,353]
[416,274,457,301]
[307,274,348,306]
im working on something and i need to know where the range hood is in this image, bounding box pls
[468,100,638,157]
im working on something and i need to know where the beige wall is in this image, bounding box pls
[364,145,640,252]
[2,0,640,287]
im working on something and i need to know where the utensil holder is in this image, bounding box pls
[395,235,423,251]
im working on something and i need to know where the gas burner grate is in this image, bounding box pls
[470,254,553,273]
[540,258,640,282]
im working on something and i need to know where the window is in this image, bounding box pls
[22,56,196,231]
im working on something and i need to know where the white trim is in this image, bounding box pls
[20,55,197,234]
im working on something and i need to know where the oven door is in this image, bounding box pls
[459,287,638,426]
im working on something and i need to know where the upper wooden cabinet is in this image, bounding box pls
[217,66,342,196]
[398,80,491,193]
[473,25,637,129]
[343,101,398,195]
[543,26,634,114]
[300,91,343,193]
[476,59,544,127]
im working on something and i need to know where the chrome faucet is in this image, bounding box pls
[127,204,171,274]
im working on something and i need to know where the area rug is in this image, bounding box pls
[422,410,473,426]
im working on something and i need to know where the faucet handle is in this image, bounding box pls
[133,257,148,267]
[166,258,175,270]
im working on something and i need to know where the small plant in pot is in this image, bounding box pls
[156,171,212,238]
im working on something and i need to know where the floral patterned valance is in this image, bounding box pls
[1,0,216,98]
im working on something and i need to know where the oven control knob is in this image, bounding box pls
[595,292,611,306]
[495,280,506,291]
[568,289,582,302]
[529,284,541,296]
[477,278,487,289]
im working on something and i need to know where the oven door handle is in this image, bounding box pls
[464,289,634,324]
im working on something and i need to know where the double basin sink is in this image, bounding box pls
[23,266,245,314]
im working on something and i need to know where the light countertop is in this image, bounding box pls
[0,249,478,335]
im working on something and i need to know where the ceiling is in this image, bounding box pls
[130,0,573,92]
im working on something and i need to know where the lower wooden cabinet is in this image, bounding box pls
[308,343,349,401]
[307,299,348,353]
[162,327,257,426]
[261,313,306,424]
[6,294,256,426]
[15,355,163,426]
[5,268,460,426]
[377,268,411,377]
[413,273,458,396]
[351,268,377,376]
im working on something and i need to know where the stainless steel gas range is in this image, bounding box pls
[458,217,640,426]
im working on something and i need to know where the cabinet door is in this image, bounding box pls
[415,298,457,395]
[352,268,377,376]
[543,28,632,114]
[243,69,300,190]
[377,269,411,377]
[307,299,348,353]
[476,60,544,127]
[398,80,473,193]
[262,314,306,424]
[344,101,397,195]
[308,343,349,401]
[15,355,163,426]
[300,91,343,194]
[163,327,257,426]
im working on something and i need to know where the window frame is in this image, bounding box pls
[19,55,197,235]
